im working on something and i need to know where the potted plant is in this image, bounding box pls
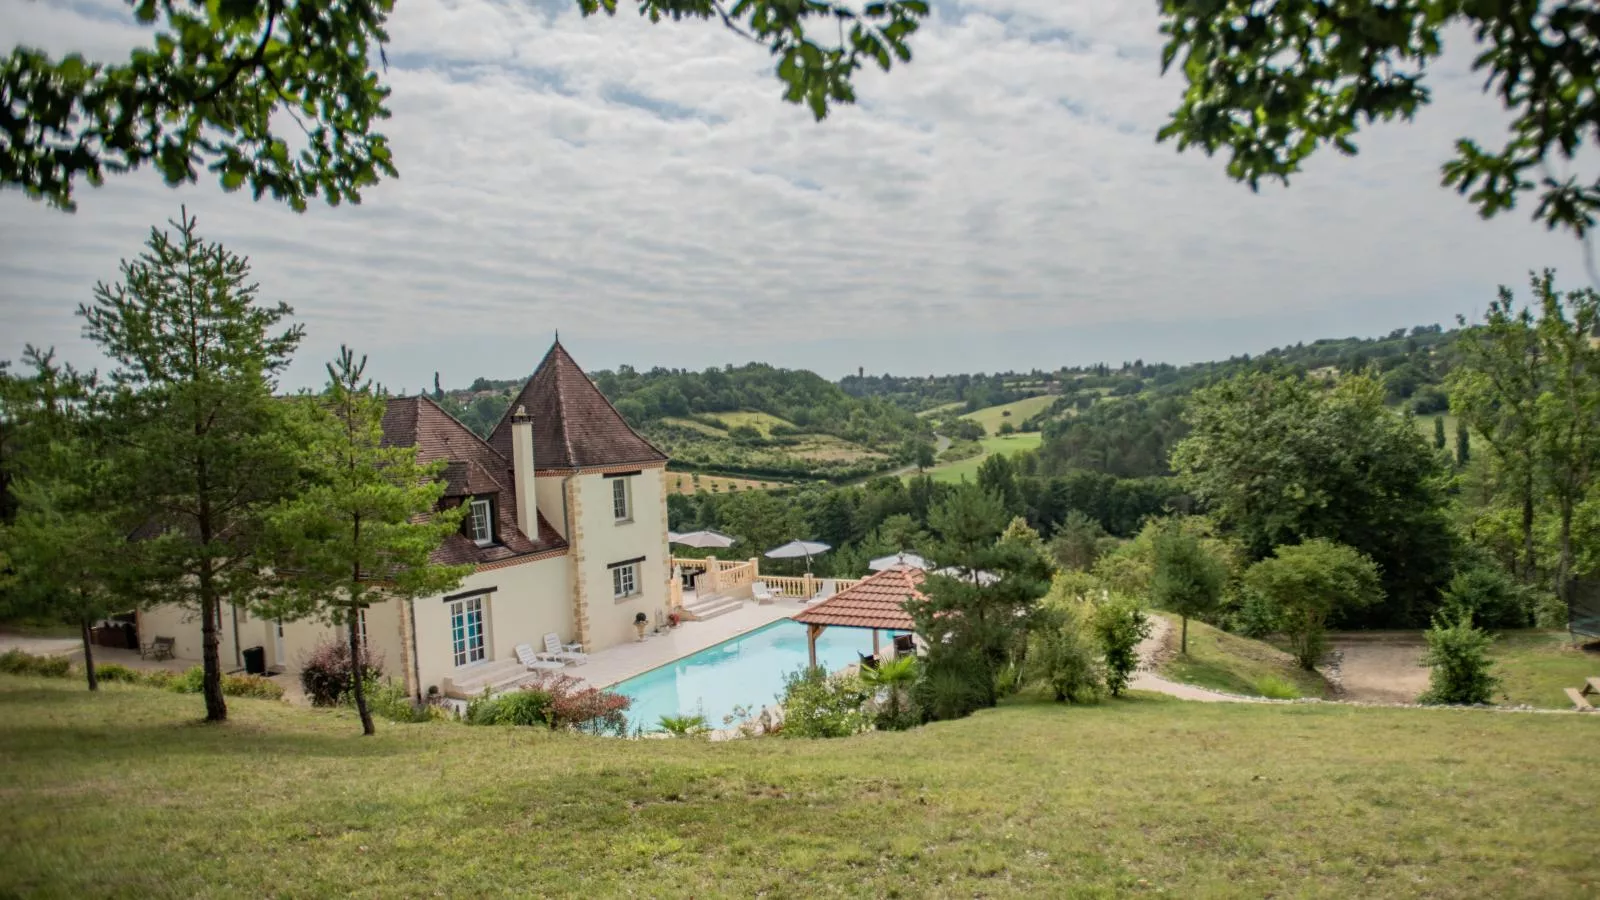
[634,612,649,642]
[667,610,681,628]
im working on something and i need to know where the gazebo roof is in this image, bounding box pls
[792,565,925,631]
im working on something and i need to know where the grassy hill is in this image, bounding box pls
[4,676,1598,897]
[924,433,1043,484]
[1154,614,1335,699]
[960,394,1055,433]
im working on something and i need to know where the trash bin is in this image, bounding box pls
[242,645,267,675]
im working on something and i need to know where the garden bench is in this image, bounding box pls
[141,636,175,661]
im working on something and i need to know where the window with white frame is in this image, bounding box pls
[469,498,493,546]
[449,595,486,667]
[611,477,631,522]
[611,562,638,599]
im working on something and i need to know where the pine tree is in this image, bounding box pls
[1433,415,1447,451]
[1456,421,1471,466]
[0,349,139,691]
[271,348,471,734]
[80,209,305,722]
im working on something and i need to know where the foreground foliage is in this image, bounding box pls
[1419,614,1500,706]
[3,676,1598,897]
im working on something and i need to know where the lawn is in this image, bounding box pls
[961,394,1055,434]
[1489,630,1600,708]
[924,433,1043,484]
[1154,614,1335,699]
[709,410,796,437]
[4,677,1599,897]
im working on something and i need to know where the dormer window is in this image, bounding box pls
[469,498,494,546]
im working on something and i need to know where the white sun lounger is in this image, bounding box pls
[515,643,565,672]
[538,632,587,666]
[752,581,777,604]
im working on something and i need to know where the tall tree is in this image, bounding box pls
[0,349,137,691]
[81,209,305,722]
[1456,420,1471,467]
[1149,520,1227,654]
[1530,277,1600,602]
[1173,369,1454,624]
[270,348,471,735]
[1159,1,1600,237]
[1450,289,1545,582]
[1434,415,1447,451]
[4,1,928,210]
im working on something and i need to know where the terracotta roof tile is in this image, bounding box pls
[488,341,667,471]
[793,566,924,632]
[381,396,567,566]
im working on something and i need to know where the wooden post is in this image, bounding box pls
[807,623,822,669]
[873,629,880,654]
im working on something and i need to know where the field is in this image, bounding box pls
[1154,615,1334,699]
[924,432,1043,484]
[916,401,964,418]
[1489,630,1600,707]
[3,676,1598,897]
[666,472,786,495]
[709,410,796,437]
[1409,410,1460,442]
[960,394,1056,434]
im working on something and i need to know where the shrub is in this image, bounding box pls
[222,673,285,700]
[1419,613,1499,705]
[1025,594,1105,703]
[94,663,142,684]
[1092,595,1151,697]
[140,669,176,689]
[166,666,206,693]
[298,638,382,707]
[911,649,990,722]
[464,673,631,735]
[1439,565,1530,629]
[779,666,868,738]
[0,649,72,678]
[362,677,431,724]
[1252,676,1300,700]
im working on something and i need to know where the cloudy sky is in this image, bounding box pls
[0,0,1589,391]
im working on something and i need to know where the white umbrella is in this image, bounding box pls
[934,566,1000,586]
[764,539,831,573]
[869,551,929,572]
[669,529,738,549]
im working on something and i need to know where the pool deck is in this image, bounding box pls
[577,599,812,690]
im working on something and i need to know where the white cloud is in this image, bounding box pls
[0,0,1587,389]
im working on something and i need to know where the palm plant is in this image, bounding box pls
[657,714,708,737]
[860,653,919,729]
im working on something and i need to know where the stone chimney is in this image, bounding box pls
[510,405,537,537]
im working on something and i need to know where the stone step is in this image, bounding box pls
[681,595,743,621]
[441,659,531,699]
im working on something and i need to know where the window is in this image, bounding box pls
[469,498,493,546]
[612,563,638,599]
[449,596,486,667]
[612,477,631,522]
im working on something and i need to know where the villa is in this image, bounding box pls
[136,340,675,700]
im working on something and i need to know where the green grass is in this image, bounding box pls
[1156,615,1335,699]
[1489,630,1600,708]
[916,401,964,418]
[960,395,1056,434]
[4,677,1599,897]
[1409,410,1460,442]
[923,433,1043,484]
[709,410,796,437]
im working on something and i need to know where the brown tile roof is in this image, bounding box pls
[792,566,924,632]
[382,396,566,566]
[488,341,667,471]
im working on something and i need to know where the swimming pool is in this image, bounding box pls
[610,619,886,733]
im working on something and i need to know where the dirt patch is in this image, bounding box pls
[1327,632,1429,703]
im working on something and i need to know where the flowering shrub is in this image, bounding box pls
[298,638,382,707]
[465,671,631,736]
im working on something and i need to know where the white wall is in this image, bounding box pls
[409,554,573,698]
[574,467,671,651]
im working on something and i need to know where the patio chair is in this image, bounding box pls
[752,581,777,604]
[514,643,565,672]
[858,652,878,671]
[140,636,175,661]
[893,634,917,657]
[538,633,587,666]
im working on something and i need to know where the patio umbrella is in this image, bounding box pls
[869,551,929,572]
[764,539,832,574]
[669,529,738,549]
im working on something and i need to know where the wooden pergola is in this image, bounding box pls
[792,565,925,667]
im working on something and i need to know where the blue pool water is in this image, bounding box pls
[611,619,886,732]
